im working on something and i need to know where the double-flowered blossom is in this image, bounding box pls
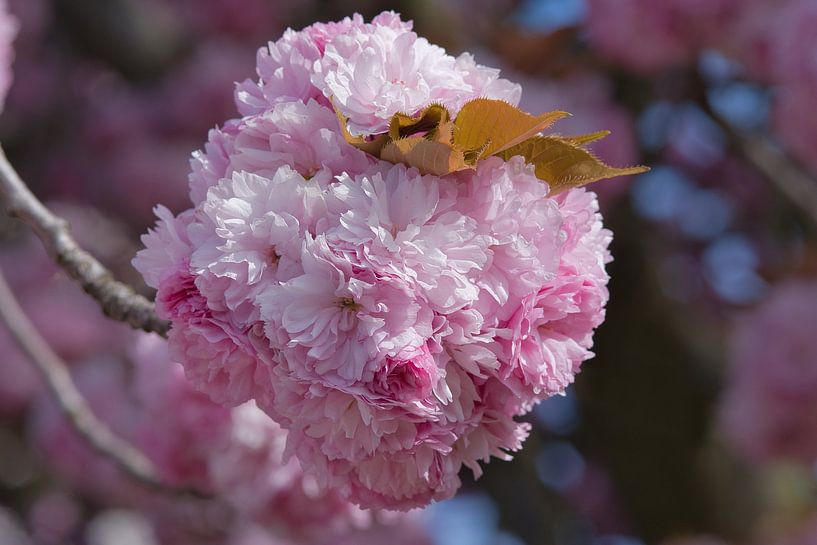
[135,11,613,510]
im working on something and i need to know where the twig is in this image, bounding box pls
[733,134,817,227]
[702,103,817,228]
[0,266,166,489]
[0,145,169,336]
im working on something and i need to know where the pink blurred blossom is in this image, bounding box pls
[721,0,785,81]
[762,0,817,176]
[719,280,817,464]
[0,204,133,414]
[28,356,145,503]
[768,0,817,88]
[29,331,427,543]
[172,0,289,43]
[28,491,82,545]
[585,0,739,72]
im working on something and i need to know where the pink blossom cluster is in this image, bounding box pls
[718,280,817,465]
[135,11,611,510]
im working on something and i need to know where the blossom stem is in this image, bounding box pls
[0,145,169,336]
[0,266,166,489]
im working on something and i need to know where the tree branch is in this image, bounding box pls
[0,266,166,490]
[0,145,169,336]
[701,102,817,228]
[730,133,817,227]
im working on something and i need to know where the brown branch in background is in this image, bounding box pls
[0,266,166,489]
[702,103,817,228]
[0,145,169,336]
[731,133,817,227]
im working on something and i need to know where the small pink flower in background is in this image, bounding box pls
[41,43,254,226]
[721,0,783,82]
[130,335,231,491]
[719,280,817,465]
[763,0,817,176]
[172,0,289,42]
[135,10,612,510]
[768,0,817,88]
[584,0,738,72]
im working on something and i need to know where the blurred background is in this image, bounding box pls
[1,1,817,544]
